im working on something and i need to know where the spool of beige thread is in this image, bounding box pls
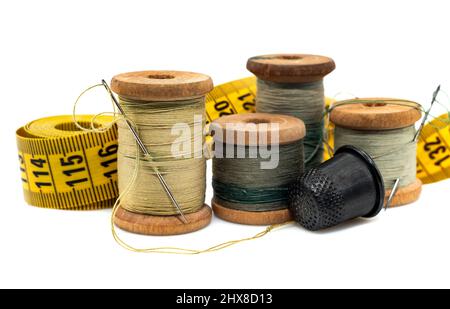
[330,98,422,207]
[111,71,213,235]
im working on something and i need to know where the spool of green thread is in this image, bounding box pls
[247,54,335,169]
[210,113,306,225]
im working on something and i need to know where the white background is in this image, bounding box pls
[1,0,449,289]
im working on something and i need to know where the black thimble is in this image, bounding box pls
[288,145,385,231]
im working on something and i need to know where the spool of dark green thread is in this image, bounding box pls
[210,113,306,225]
[247,54,335,169]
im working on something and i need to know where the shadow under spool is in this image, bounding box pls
[246,53,335,169]
[210,113,306,225]
[111,70,213,235]
[330,98,422,207]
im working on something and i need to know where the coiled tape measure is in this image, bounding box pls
[16,78,450,209]
[16,115,118,210]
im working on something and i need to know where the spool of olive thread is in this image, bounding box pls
[330,98,423,207]
[247,54,335,169]
[111,70,213,235]
[210,113,306,225]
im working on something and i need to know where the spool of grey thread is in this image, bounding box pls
[330,98,423,207]
[247,54,335,169]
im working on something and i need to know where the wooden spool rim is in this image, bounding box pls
[110,70,213,101]
[384,178,422,207]
[330,97,422,130]
[210,113,306,146]
[114,204,212,236]
[212,198,292,225]
[247,54,335,83]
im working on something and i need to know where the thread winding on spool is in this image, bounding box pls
[289,145,385,231]
[330,98,423,207]
[210,113,305,225]
[110,70,213,235]
[247,54,335,169]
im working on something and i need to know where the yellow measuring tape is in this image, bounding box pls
[417,113,450,184]
[16,78,450,210]
[205,76,257,123]
[16,115,118,210]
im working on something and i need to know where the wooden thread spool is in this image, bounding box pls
[210,113,306,225]
[330,98,422,206]
[111,70,213,235]
[247,54,335,168]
